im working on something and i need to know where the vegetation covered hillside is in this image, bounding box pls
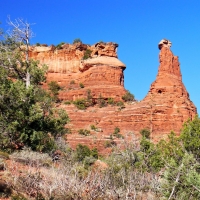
[1,117,200,199]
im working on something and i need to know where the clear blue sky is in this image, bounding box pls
[1,0,200,114]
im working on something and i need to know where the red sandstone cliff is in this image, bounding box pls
[30,40,197,153]
[29,42,126,101]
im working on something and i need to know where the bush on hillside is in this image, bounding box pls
[73,99,87,110]
[82,49,92,60]
[122,91,135,102]
[73,38,82,44]
[78,129,91,136]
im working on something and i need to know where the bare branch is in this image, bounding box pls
[5,16,36,88]
[7,16,35,45]
[168,162,183,200]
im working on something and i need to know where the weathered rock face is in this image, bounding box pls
[29,42,126,101]
[64,40,197,151]
[141,40,196,138]
[30,40,197,153]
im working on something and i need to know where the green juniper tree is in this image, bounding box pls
[156,128,200,199]
[180,115,200,160]
[0,18,69,152]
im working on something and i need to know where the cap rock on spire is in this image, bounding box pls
[158,39,172,50]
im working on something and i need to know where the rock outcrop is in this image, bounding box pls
[139,39,196,137]
[29,42,126,101]
[30,40,197,153]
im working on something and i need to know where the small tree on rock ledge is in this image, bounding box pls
[122,90,135,102]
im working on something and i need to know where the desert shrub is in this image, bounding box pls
[86,89,92,100]
[116,101,125,109]
[48,81,62,93]
[103,147,160,198]
[99,40,105,44]
[10,148,52,166]
[74,165,89,180]
[79,83,84,88]
[139,135,152,154]
[11,194,27,200]
[90,148,98,159]
[70,80,75,84]
[104,140,117,148]
[122,91,135,102]
[97,94,107,108]
[48,81,62,101]
[35,42,41,46]
[73,99,87,110]
[86,89,94,106]
[75,144,91,162]
[112,127,124,139]
[56,42,65,49]
[78,129,91,136]
[73,38,82,44]
[140,128,150,139]
[75,144,98,164]
[83,49,92,60]
[180,115,200,159]
[84,156,96,169]
[90,124,97,131]
[108,97,115,105]
[114,127,120,135]
[0,151,9,159]
[64,100,71,105]
[54,137,71,153]
[66,128,72,134]
[134,131,172,173]
[156,132,185,166]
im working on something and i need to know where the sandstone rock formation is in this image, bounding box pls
[29,42,126,101]
[30,40,197,153]
[64,39,197,151]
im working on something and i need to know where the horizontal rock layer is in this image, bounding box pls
[30,40,197,153]
[29,42,126,101]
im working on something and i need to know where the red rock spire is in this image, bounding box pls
[158,39,181,79]
[143,39,196,135]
